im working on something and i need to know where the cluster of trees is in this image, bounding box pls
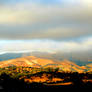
[0,71,92,92]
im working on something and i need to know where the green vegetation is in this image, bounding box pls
[0,66,60,78]
[1,66,92,92]
[0,66,92,82]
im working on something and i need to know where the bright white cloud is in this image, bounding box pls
[81,0,92,6]
[0,37,92,54]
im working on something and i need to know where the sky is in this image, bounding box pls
[0,0,92,61]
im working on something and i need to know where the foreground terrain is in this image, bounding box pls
[0,66,92,91]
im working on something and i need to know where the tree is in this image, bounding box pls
[54,68,59,73]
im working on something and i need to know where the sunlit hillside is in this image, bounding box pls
[0,56,91,73]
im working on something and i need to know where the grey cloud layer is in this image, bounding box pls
[0,2,92,40]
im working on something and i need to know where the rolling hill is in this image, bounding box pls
[0,56,91,73]
[0,56,54,68]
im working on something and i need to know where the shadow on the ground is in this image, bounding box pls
[0,72,92,92]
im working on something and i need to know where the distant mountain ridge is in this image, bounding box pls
[0,52,91,66]
[0,52,31,61]
[0,56,92,73]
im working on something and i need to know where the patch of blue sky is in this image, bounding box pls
[62,35,92,43]
[0,0,81,6]
[0,0,64,6]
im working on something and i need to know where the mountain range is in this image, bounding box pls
[0,55,92,73]
[0,52,92,66]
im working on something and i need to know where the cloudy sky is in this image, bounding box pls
[0,0,92,60]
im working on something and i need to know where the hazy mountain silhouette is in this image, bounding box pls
[0,52,92,66]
